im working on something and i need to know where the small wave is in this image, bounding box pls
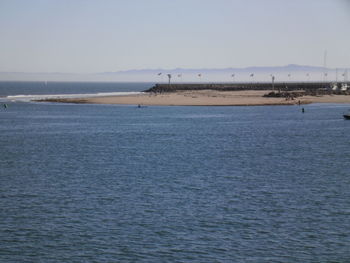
[5,92,144,102]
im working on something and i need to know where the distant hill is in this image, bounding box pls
[0,64,348,82]
[105,64,331,75]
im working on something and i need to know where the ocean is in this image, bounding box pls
[1,82,350,262]
[0,81,150,102]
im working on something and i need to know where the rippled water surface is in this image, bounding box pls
[1,101,350,262]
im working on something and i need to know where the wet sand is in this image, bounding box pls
[41,90,350,106]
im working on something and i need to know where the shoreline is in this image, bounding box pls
[35,89,350,106]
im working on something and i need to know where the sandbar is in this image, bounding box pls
[41,90,350,106]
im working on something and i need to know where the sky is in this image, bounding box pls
[0,0,349,73]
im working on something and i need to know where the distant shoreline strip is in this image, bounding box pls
[5,92,144,102]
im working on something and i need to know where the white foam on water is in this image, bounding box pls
[5,92,144,102]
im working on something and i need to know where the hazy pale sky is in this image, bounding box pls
[0,0,349,73]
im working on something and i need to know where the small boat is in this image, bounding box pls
[344,114,350,120]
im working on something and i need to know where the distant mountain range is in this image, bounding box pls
[1,64,348,82]
[103,64,348,74]
[101,64,337,74]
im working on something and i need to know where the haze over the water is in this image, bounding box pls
[0,0,349,79]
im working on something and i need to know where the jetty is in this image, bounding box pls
[145,81,350,93]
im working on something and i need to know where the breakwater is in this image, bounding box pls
[145,82,349,93]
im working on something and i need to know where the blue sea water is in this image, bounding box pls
[0,82,350,262]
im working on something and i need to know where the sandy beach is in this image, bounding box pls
[43,90,350,106]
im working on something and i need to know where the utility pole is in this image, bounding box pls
[336,68,338,83]
[177,74,182,83]
[323,50,328,82]
[167,74,172,85]
[250,73,254,88]
[157,72,162,83]
[198,73,202,82]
